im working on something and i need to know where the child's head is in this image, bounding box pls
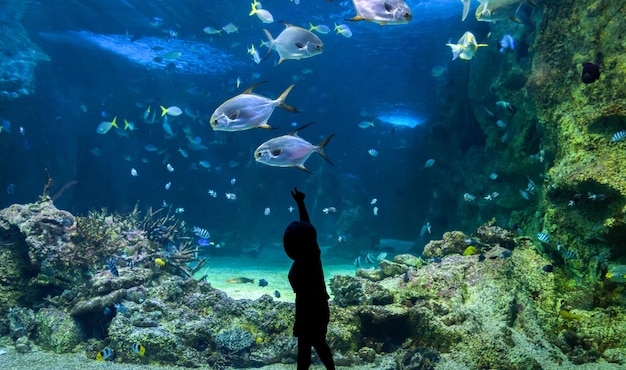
[283,221,317,260]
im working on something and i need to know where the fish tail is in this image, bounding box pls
[277,84,298,113]
[160,106,167,117]
[249,0,258,16]
[461,0,471,21]
[111,116,118,128]
[262,29,274,61]
[316,134,335,166]
[446,44,461,60]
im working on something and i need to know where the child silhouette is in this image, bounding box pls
[283,187,335,370]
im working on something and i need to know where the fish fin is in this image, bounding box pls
[277,57,286,65]
[296,165,313,174]
[276,84,298,113]
[124,119,130,130]
[262,29,275,60]
[258,123,274,129]
[315,133,336,166]
[242,80,269,94]
[249,0,258,16]
[461,0,471,21]
[510,16,521,23]
[111,117,118,128]
[279,20,294,28]
[346,15,366,22]
[160,106,167,117]
[288,121,315,136]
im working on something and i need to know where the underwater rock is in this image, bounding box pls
[8,307,35,340]
[356,268,384,281]
[422,231,468,257]
[70,289,127,316]
[215,328,255,353]
[379,259,408,278]
[394,253,423,268]
[34,308,80,353]
[472,222,516,250]
[0,0,50,101]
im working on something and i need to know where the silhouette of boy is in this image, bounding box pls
[283,187,335,370]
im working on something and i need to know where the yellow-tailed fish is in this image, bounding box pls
[96,116,118,134]
[210,82,297,131]
[249,0,274,24]
[160,106,183,117]
[263,22,323,64]
[346,0,412,25]
[226,277,254,283]
[155,258,166,266]
[308,23,331,34]
[254,122,334,174]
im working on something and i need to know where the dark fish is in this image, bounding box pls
[581,62,600,84]
[103,307,111,316]
[542,264,554,273]
[477,254,486,262]
[403,270,410,283]
[107,257,119,277]
[499,250,513,259]
[226,277,254,284]
[274,290,281,298]
[114,303,127,314]
[428,257,442,263]
[258,279,269,287]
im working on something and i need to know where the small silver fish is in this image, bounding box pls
[263,22,323,64]
[210,82,297,131]
[347,0,413,25]
[254,122,334,173]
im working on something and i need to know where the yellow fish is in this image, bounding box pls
[446,31,488,60]
[96,347,114,362]
[132,343,145,356]
[155,258,166,266]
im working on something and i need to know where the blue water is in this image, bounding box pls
[1,0,491,246]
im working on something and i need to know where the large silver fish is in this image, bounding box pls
[475,0,538,23]
[347,0,412,24]
[263,22,323,64]
[254,122,334,173]
[210,82,297,131]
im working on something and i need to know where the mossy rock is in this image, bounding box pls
[34,307,80,353]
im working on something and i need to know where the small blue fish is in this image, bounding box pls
[114,302,127,314]
[103,307,111,316]
[274,290,281,298]
[258,279,268,287]
[197,238,213,247]
[499,34,515,53]
[106,257,119,277]
[367,148,379,157]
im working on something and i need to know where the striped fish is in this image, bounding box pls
[106,257,119,277]
[96,347,114,362]
[611,130,626,142]
[193,226,211,239]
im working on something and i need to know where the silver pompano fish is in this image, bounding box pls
[210,82,297,131]
[475,0,538,22]
[263,22,323,64]
[254,122,334,173]
[348,0,412,24]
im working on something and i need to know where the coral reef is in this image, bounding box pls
[2,195,626,368]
